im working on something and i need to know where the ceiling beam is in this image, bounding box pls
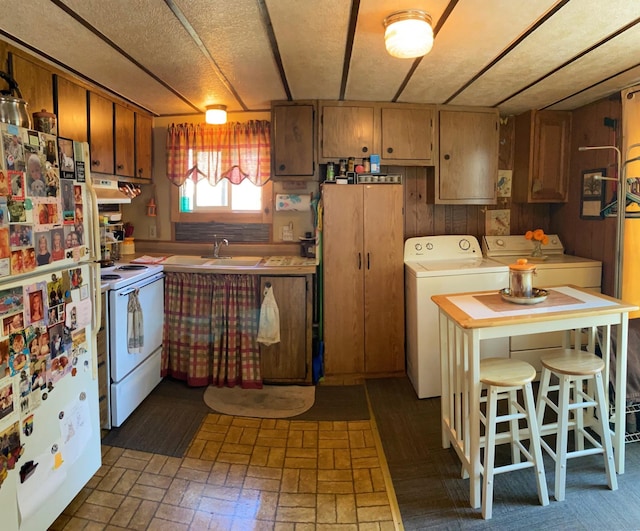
[48,0,200,113]
[164,0,248,111]
[444,0,571,105]
[257,0,292,101]
[392,0,459,102]
[339,0,360,101]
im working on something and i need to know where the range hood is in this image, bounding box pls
[92,178,140,204]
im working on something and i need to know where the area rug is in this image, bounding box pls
[203,384,315,418]
[101,378,209,457]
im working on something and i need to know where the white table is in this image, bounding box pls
[431,285,638,509]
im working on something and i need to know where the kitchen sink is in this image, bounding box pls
[203,256,263,267]
[163,255,212,266]
[163,255,263,267]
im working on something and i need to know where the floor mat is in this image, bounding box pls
[292,383,370,421]
[204,384,315,418]
[101,379,209,457]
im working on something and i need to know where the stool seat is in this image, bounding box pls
[481,358,536,387]
[541,348,604,376]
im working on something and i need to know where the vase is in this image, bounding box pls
[530,240,545,259]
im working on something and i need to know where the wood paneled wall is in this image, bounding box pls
[551,95,622,296]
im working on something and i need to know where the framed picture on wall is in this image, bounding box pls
[580,168,606,219]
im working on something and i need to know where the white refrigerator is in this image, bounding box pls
[0,123,102,530]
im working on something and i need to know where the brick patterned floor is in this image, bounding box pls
[50,414,400,530]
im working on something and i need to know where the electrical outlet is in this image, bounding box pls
[149,225,157,238]
[281,225,294,241]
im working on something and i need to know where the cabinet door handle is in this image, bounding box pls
[92,160,100,167]
[367,253,370,270]
[358,252,362,270]
[279,164,286,171]
[138,168,143,177]
[387,147,393,154]
[362,147,368,153]
[444,154,450,160]
[117,164,124,170]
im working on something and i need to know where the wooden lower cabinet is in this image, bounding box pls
[259,275,313,384]
[322,184,405,378]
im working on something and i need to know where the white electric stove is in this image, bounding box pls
[100,263,164,289]
[404,235,509,398]
[100,262,165,427]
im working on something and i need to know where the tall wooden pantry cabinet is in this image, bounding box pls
[322,184,405,379]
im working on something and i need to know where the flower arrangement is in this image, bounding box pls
[525,229,548,245]
[525,229,548,257]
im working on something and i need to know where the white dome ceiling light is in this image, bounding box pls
[384,10,433,59]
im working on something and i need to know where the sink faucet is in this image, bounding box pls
[213,234,229,258]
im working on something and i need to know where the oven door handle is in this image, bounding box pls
[117,273,164,296]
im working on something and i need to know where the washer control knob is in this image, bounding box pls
[426,242,433,250]
[459,239,471,251]
[496,238,505,246]
[414,243,422,251]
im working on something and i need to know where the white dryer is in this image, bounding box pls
[404,235,509,399]
[482,234,603,372]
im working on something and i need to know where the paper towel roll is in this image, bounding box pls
[275,194,311,211]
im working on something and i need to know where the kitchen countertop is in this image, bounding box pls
[120,252,317,275]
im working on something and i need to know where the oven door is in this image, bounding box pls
[108,272,164,382]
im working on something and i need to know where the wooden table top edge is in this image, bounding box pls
[431,284,639,329]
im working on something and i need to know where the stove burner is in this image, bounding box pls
[101,274,122,280]
[116,265,148,271]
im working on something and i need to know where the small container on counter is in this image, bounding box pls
[326,162,335,181]
[122,237,135,255]
[509,258,536,298]
[338,159,347,175]
[32,108,57,135]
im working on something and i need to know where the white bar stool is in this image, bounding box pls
[536,348,617,501]
[480,358,549,519]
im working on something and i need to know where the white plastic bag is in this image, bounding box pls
[257,285,280,345]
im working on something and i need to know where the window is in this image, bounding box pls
[167,121,272,224]
[179,166,262,213]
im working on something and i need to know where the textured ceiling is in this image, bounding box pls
[1,0,639,117]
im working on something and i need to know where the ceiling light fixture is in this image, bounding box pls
[205,104,227,125]
[384,10,433,59]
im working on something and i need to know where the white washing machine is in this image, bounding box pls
[404,235,510,399]
[482,234,603,371]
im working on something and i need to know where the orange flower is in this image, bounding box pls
[525,229,547,244]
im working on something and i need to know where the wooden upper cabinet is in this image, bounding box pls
[55,75,88,142]
[380,106,435,164]
[513,109,571,203]
[10,53,53,124]
[114,103,134,177]
[135,113,153,180]
[437,109,499,204]
[88,92,114,175]
[319,104,375,160]
[272,103,315,178]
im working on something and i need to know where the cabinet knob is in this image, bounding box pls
[387,147,394,154]
[444,154,450,160]
[138,168,143,177]
[92,160,100,167]
[279,164,286,171]
[117,164,124,170]
[361,147,368,153]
